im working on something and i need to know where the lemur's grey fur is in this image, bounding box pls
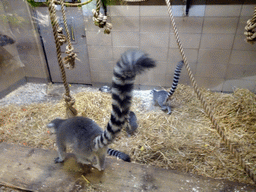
[47,118,131,167]
[48,50,155,170]
[151,60,184,114]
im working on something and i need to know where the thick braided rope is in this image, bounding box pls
[54,0,93,7]
[59,0,77,69]
[244,6,256,44]
[165,0,255,183]
[48,0,77,117]
[96,0,101,13]
[59,0,72,48]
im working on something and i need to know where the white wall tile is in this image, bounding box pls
[140,46,168,61]
[196,62,228,78]
[89,59,114,71]
[233,35,256,50]
[170,33,201,49]
[91,71,113,83]
[241,5,256,17]
[226,64,256,79]
[168,48,198,64]
[168,48,183,63]
[112,31,139,46]
[205,5,242,17]
[230,50,256,65]
[188,5,206,17]
[153,61,168,74]
[195,76,224,92]
[140,6,169,17]
[140,17,170,32]
[170,17,204,34]
[111,17,139,31]
[113,46,139,60]
[198,49,231,64]
[109,6,139,17]
[236,16,251,34]
[88,46,113,59]
[140,32,169,47]
[203,17,239,34]
[140,70,165,86]
[171,5,185,17]
[86,31,112,46]
[200,34,235,49]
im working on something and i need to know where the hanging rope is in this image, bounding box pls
[54,0,93,7]
[244,6,256,44]
[59,0,77,69]
[122,0,147,1]
[165,0,255,183]
[92,0,112,34]
[48,0,77,118]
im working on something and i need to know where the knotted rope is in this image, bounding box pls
[165,0,255,183]
[244,6,256,44]
[92,0,112,34]
[59,0,77,69]
[48,0,77,117]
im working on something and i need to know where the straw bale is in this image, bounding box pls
[0,84,255,185]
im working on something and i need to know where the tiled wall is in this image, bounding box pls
[85,4,256,93]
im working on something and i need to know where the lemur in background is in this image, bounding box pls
[151,60,184,114]
[47,50,156,171]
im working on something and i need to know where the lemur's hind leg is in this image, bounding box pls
[167,106,172,114]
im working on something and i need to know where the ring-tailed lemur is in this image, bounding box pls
[99,87,138,136]
[151,60,184,114]
[47,50,156,171]
[47,118,131,162]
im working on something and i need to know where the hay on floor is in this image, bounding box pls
[0,84,255,185]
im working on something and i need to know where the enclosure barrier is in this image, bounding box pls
[165,0,255,183]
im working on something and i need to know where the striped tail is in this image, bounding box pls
[107,148,131,162]
[93,50,156,151]
[167,60,184,97]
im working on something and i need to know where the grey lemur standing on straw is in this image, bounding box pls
[47,118,131,163]
[151,60,184,114]
[47,50,156,171]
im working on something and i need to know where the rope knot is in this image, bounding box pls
[57,27,67,46]
[63,93,77,117]
[244,17,256,44]
[104,22,112,34]
[63,45,77,69]
[92,5,112,33]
